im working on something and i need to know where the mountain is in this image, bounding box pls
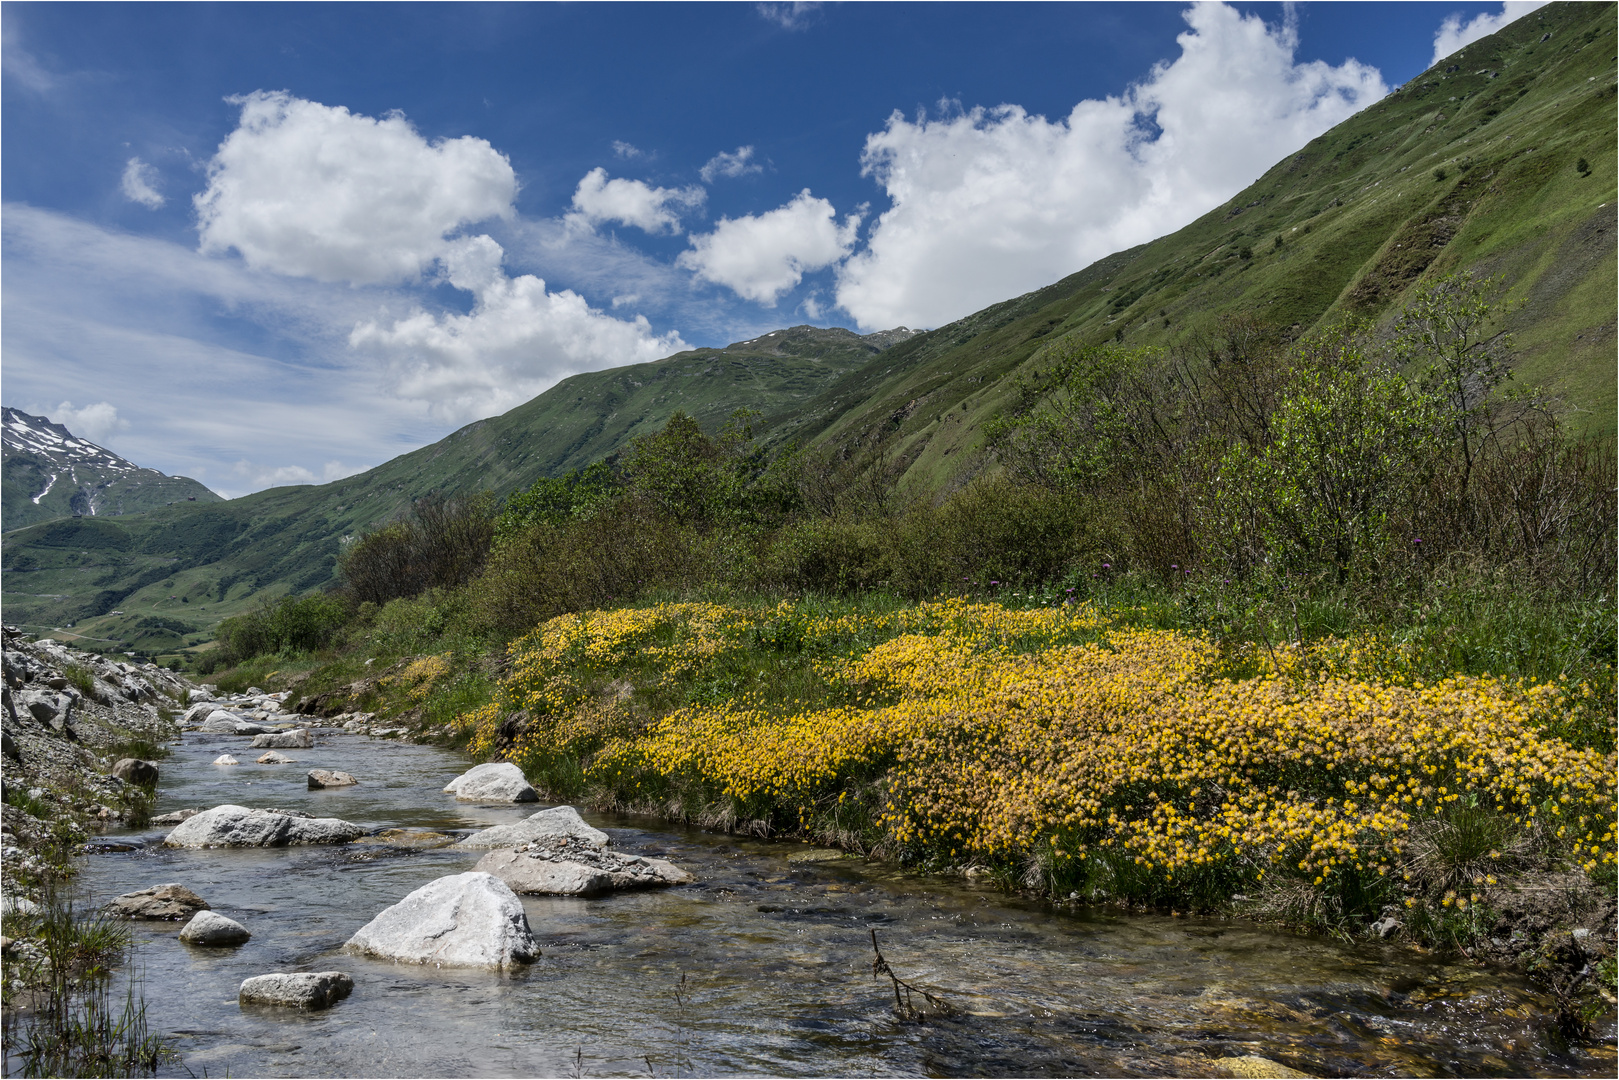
[750,1,1616,495]
[1,1,1611,656]
[2,408,222,529]
[0,327,916,650]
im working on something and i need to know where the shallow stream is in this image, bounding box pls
[46,728,1619,1076]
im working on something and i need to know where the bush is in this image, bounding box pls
[212,592,351,666]
[340,491,496,606]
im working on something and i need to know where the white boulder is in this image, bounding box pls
[239,971,352,1009]
[344,872,538,969]
[198,711,269,735]
[442,762,538,803]
[251,729,313,749]
[453,805,610,850]
[164,805,364,848]
[179,910,251,946]
[212,755,239,766]
[475,836,693,896]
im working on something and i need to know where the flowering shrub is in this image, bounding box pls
[456,599,1616,906]
[390,652,454,702]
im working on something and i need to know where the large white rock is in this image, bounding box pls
[182,701,218,724]
[475,837,693,896]
[453,805,610,850]
[179,910,251,946]
[344,872,538,969]
[239,971,352,1009]
[198,711,270,735]
[251,729,313,749]
[442,762,538,803]
[186,688,215,704]
[163,805,364,848]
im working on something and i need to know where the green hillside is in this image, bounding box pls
[761,1,1616,496]
[2,2,1611,657]
[0,326,910,649]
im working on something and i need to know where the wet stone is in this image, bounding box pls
[239,971,352,1009]
[106,883,209,920]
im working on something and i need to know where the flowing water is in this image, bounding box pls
[45,728,1618,1077]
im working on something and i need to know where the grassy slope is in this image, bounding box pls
[0,328,900,645]
[767,2,1616,497]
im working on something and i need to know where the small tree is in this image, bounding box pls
[1391,272,1514,499]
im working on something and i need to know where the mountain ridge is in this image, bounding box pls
[1,407,223,530]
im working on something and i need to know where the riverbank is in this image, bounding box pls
[41,727,1619,1077]
[1,625,196,886]
[261,596,1617,1041]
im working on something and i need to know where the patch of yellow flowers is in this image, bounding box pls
[389,652,454,702]
[455,600,1616,883]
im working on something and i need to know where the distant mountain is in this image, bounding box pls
[0,326,916,645]
[2,408,222,529]
[1,1,1611,655]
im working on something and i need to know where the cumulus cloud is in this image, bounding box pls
[834,1,1387,330]
[39,400,128,443]
[1431,1,1548,67]
[700,145,763,183]
[757,2,820,31]
[678,190,859,306]
[194,90,516,283]
[612,140,645,159]
[566,167,704,235]
[349,236,688,423]
[120,157,165,208]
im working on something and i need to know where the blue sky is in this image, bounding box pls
[2,1,1545,498]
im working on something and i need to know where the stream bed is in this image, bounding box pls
[55,728,1619,1077]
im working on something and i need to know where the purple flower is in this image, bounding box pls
[1171,564,1178,570]
[990,580,999,586]
[1102,563,1111,570]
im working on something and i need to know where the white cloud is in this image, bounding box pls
[234,459,318,489]
[757,2,820,31]
[834,1,1387,330]
[678,190,859,306]
[120,157,165,209]
[1,20,55,94]
[194,91,516,284]
[1431,2,1548,67]
[565,167,704,235]
[35,400,128,443]
[349,236,689,424]
[612,140,645,159]
[700,145,763,183]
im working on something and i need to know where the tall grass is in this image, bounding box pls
[1,887,173,1077]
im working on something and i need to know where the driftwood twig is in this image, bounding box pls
[869,929,950,1020]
